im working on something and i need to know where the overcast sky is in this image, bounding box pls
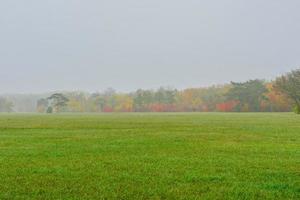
[1,0,299,93]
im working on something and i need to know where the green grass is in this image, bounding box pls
[0,113,299,200]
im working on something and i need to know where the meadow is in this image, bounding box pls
[0,113,299,199]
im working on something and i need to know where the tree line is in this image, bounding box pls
[1,69,299,113]
[33,69,300,113]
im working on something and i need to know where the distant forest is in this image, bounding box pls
[1,69,300,113]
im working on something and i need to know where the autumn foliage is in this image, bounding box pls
[35,80,292,113]
[216,101,239,112]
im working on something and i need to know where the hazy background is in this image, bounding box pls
[1,0,299,93]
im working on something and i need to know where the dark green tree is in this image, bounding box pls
[226,80,267,112]
[133,89,154,111]
[154,87,177,104]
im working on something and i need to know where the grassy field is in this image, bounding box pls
[0,113,299,199]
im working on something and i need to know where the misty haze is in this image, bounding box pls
[0,1,300,199]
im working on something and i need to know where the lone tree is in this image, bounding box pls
[275,69,300,114]
[47,93,69,113]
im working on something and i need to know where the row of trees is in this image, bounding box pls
[35,69,300,113]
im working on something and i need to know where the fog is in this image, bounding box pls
[1,0,300,93]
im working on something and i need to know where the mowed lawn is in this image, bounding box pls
[0,113,299,200]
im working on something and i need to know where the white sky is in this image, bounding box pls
[0,0,299,93]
